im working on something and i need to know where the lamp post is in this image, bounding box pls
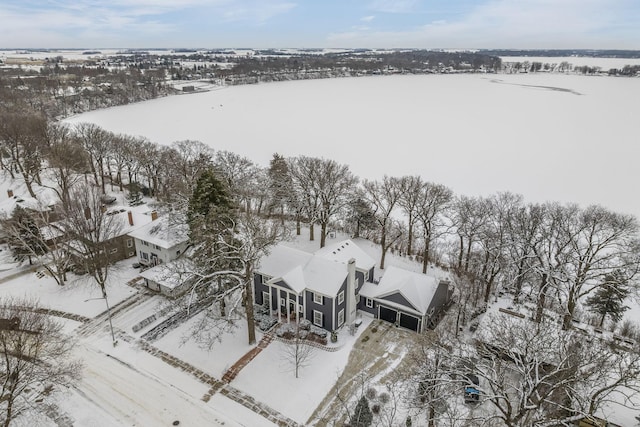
[85,296,117,347]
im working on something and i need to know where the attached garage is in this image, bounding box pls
[379,306,398,324]
[399,312,420,332]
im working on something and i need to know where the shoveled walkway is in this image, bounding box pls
[221,330,276,383]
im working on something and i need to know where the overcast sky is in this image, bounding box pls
[1,0,638,49]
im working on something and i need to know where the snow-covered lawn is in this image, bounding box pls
[0,261,139,318]
[154,310,262,378]
[233,317,372,425]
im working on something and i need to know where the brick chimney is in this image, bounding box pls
[84,207,91,220]
[7,189,13,198]
[127,210,134,226]
[151,210,158,221]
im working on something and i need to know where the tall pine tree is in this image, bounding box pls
[351,395,373,427]
[586,271,630,327]
[3,206,48,265]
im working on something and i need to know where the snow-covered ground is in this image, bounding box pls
[0,224,444,426]
[64,73,640,221]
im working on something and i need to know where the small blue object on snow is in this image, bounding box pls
[464,386,480,404]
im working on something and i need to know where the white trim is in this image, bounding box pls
[338,309,345,327]
[338,290,344,305]
[262,291,270,307]
[280,297,285,308]
[298,304,304,313]
[313,310,323,327]
[313,293,323,304]
[366,298,373,308]
[269,287,273,315]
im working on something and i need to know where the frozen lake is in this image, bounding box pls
[65,73,640,219]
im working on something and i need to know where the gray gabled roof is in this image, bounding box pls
[359,266,441,315]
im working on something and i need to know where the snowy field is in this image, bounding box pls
[65,73,640,220]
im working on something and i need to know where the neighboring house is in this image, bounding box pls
[0,189,61,225]
[63,207,153,267]
[359,266,453,332]
[253,239,452,333]
[139,259,194,297]
[127,213,190,268]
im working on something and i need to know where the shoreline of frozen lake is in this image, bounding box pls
[65,73,640,219]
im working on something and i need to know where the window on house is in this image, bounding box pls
[365,271,369,281]
[262,291,270,307]
[338,290,344,305]
[280,298,285,307]
[128,252,134,257]
[313,293,323,304]
[366,298,373,308]
[126,239,133,248]
[176,250,181,256]
[298,304,304,313]
[140,251,149,260]
[142,240,149,246]
[260,274,272,284]
[313,310,323,327]
[338,309,344,327]
[109,248,117,254]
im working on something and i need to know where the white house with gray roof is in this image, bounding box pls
[127,214,190,267]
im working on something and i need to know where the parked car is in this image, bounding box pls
[463,373,480,404]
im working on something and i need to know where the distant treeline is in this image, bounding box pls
[482,49,640,59]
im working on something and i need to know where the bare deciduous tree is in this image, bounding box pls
[0,298,81,427]
[73,122,112,194]
[472,311,640,426]
[363,176,404,269]
[62,182,124,345]
[0,108,47,198]
[415,181,453,274]
[280,323,316,378]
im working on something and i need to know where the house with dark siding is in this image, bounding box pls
[358,266,453,332]
[253,239,452,333]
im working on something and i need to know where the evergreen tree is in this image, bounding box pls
[351,395,373,427]
[3,206,48,265]
[187,169,234,225]
[586,271,630,327]
[346,193,377,239]
[267,153,291,224]
[127,182,144,206]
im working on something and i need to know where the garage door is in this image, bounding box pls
[379,306,397,324]
[399,313,420,332]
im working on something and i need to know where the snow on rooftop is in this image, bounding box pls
[127,214,189,249]
[315,239,375,271]
[257,244,313,279]
[298,255,348,297]
[139,259,194,290]
[359,265,441,315]
[260,243,349,296]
